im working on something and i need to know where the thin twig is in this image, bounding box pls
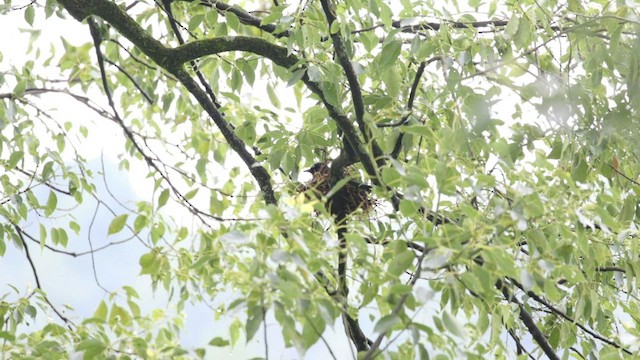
[87,201,110,294]
[104,58,153,104]
[13,226,75,329]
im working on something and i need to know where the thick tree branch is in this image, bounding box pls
[59,0,381,205]
[167,21,381,183]
[107,27,379,184]
[509,278,632,355]
[390,56,442,159]
[59,0,174,67]
[88,17,244,222]
[507,328,536,360]
[320,0,381,161]
[175,35,381,183]
[185,0,554,40]
[161,0,221,107]
[60,0,277,206]
[171,67,278,205]
[314,269,372,352]
[193,0,289,38]
[497,280,560,360]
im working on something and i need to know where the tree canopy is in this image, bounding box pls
[2,0,640,358]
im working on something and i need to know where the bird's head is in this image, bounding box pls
[305,162,329,175]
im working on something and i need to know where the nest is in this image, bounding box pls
[299,162,374,218]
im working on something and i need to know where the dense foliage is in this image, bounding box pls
[2,0,640,358]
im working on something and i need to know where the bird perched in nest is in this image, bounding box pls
[300,161,373,218]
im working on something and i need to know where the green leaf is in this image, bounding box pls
[226,12,240,32]
[399,199,420,217]
[246,306,264,343]
[25,305,36,318]
[230,319,242,347]
[24,6,35,26]
[128,300,141,317]
[571,154,589,183]
[51,228,68,247]
[266,84,281,107]
[0,331,15,342]
[94,300,108,322]
[381,67,401,98]
[287,68,306,87]
[402,125,433,137]
[442,310,466,338]
[139,253,155,273]
[41,161,54,179]
[108,214,128,235]
[302,317,324,349]
[619,195,636,224]
[77,338,106,359]
[39,224,47,245]
[69,221,81,234]
[307,65,321,82]
[188,14,204,32]
[504,14,520,39]
[133,215,148,233]
[184,188,199,201]
[44,191,57,217]
[123,285,140,299]
[381,167,402,186]
[8,151,24,169]
[547,140,563,159]
[260,6,283,25]
[388,250,415,277]
[13,80,26,97]
[379,39,402,69]
[330,20,339,34]
[157,189,170,209]
[374,314,399,333]
[209,337,230,347]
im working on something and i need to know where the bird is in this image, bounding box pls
[302,161,372,217]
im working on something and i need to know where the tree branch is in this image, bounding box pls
[61,0,278,206]
[320,0,382,162]
[161,0,221,107]
[314,269,372,353]
[507,328,536,360]
[509,278,632,355]
[59,0,383,205]
[497,280,560,360]
[390,56,442,159]
[13,226,75,329]
[170,67,278,205]
[194,0,289,38]
[104,58,153,104]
